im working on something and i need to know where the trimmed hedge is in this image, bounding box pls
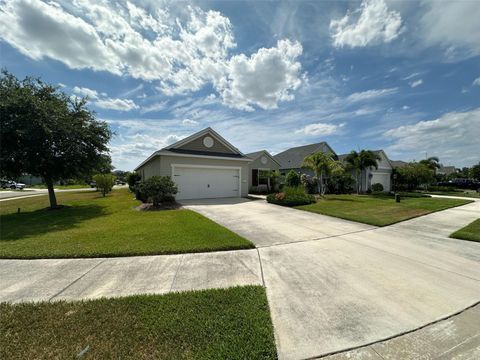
[266,190,315,207]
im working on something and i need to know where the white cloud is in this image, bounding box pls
[346,88,398,102]
[72,86,99,99]
[95,98,139,111]
[295,122,344,136]
[419,1,480,60]
[384,108,480,166]
[0,0,304,111]
[330,0,403,48]
[140,101,168,114]
[220,39,303,111]
[409,79,423,88]
[182,119,199,126]
[473,77,480,87]
[110,133,181,169]
[402,105,410,110]
[402,72,421,81]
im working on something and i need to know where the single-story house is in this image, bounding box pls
[338,150,393,192]
[134,127,251,200]
[436,165,457,176]
[246,150,281,191]
[273,142,337,177]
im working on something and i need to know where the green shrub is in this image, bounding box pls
[371,183,384,192]
[267,186,315,207]
[428,185,462,192]
[93,174,116,197]
[285,170,301,187]
[126,172,142,192]
[300,174,318,194]
[136,176,178,207]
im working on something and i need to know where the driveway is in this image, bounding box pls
[183,198,480,359]
[182,198,375,247]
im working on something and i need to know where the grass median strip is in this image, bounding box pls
[0,189,253,259]
[296,194,471,226]
[450,219,480,242]
[0,286,277,360]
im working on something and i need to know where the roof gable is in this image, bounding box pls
[273,142,336,169]
[166,127,244,156]
[246,150,282,167]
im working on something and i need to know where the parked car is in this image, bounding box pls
[437,178,480,191]
[89,181,97,188]
[1,180,26,190]
[115,179,126,185]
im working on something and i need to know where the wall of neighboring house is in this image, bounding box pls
[138,155,249,197]
[364,152,392,192]
[248,155,280,189]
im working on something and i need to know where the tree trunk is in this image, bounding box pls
[356,171,360,194]
[319,172,324,196]
[45,178,58,209]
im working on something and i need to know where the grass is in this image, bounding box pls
[450,219,480,242]
[0,189,253,258]
[29,184,91,189]
[296,194,471,226]
[0,286,277,360]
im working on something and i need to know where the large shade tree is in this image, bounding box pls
[302,152,343,195]
[344,150,381,194]
[0,71,112,208]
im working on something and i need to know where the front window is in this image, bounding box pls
[258,170,270,185]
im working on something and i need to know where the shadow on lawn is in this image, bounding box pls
[0,205,104,241]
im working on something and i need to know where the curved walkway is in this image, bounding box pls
[1,197,479,359]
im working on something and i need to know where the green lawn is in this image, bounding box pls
[0,286,277,360]
[450,219,480,242]
[0,189,253,258]
[296,194,471,226]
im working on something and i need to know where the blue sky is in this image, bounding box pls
[1,0,479,170]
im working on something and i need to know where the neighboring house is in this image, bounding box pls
[18,174,43,185]
[273,142,337,176]
[436,165,457,176]
[134,127,251,200]
[246,150,281,190]
[337,150,393,192]
[391,160,409,169]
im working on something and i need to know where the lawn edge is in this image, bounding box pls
[293,198,473,227]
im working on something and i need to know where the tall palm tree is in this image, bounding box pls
[419,156,441,171]
[344,150,381,194]
[302,152,343,195]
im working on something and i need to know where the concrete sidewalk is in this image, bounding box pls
[0,250,262,303]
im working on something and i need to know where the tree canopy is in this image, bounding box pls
[0,71,112,208]
[302,152,343,195]
[344,150,381,194]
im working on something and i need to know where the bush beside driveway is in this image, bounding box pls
[0,189,253,259]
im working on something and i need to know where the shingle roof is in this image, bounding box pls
[391,160,409,168]
[273,142,335,169]
[245,150,265,160]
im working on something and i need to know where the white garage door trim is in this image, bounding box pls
[171,164,242,200]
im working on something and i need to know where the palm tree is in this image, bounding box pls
[302,152,343,195]
[344,150,381,194]
[419,156,441,171]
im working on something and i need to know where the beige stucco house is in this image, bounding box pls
[134,128,251,200]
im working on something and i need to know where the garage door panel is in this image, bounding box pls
[173,166,240,200]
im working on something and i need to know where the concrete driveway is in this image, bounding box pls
[183,198,480,359]
[182,198,375,247]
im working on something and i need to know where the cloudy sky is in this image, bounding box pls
[1,0,479,170]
